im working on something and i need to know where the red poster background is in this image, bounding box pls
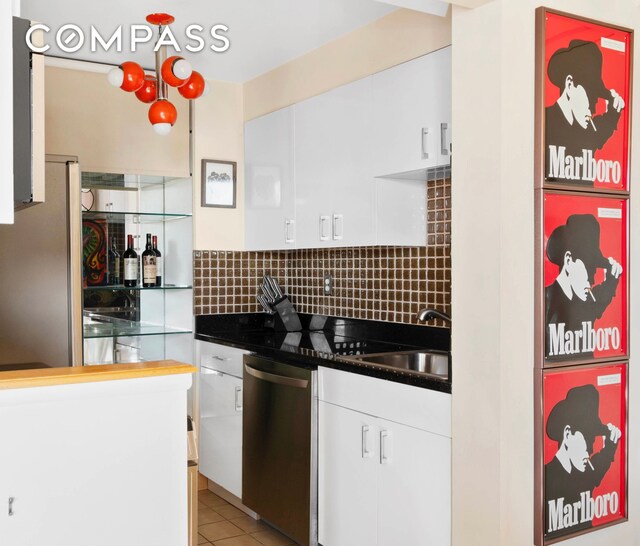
[543,363,627,536]
[543,193,627,361]
[544,12,631,191]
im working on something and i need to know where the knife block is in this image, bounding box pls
[264,296,302,332]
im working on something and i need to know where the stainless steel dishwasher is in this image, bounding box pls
[242,355,318,546]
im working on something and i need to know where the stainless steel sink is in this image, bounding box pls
[344,350,449,380]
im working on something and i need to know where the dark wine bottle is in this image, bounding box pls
[108,236,121,285]
[142,233,157,288]
[123,234,138,288]
[152,235,162,286]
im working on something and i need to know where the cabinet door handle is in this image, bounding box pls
[380,430,392,465]
[200,366,223,376]
[234,386,243,412]
[8,497,14,516]
[440,123,449,156]
[362,425,372,458]
[285,219,295,244]
[421,127,429,159]
[332,214,344,240]
[212,355,231,362]
[319,215,331,241]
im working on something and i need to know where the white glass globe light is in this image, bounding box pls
[107,67,124,88]
[173,59,192,81]
[153,122,172,136]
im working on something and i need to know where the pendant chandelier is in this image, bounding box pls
[107,13,206,135]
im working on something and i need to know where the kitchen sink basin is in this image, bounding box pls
[345,350,449,380]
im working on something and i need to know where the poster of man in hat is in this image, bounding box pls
[543,363,626,541]
[544,193,626,362]
[541,10,631,190]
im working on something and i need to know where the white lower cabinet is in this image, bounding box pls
[318,368,451,546]
[319,402,378,546]
[198,341,247,499]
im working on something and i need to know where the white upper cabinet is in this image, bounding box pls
[295,78,375,248]
[372,46,452,177]
[245,106,296,250]
[244,47,450,250]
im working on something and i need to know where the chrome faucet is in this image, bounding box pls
[417,308,451,323]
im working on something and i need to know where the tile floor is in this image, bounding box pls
[198,489,295,546]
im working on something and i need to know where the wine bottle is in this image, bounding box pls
[108,236,121,285]
[123,234,138,287]
[142,233,157,288]
[152,235,162,286]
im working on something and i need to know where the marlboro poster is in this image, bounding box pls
[542,363,627,542]
[543,193,627,364]
[538,9,632,191]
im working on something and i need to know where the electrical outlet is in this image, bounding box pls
[323,272,333,296]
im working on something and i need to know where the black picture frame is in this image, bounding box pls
[201,159,237,208]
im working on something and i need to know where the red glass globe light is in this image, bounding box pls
[178,71,205,100]
[146,13,175,26]
[119,61,145,92]
[148,99,178,135]
[135,75,157,103]
[161,56,192,88]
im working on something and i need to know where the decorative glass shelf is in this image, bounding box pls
[83,320,193,339]
[82,210,192,222]
[82,172,190,191]
[84,284,192,292]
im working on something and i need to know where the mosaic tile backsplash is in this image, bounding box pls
[194,178,451,326]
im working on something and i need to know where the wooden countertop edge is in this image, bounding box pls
[0,361,197,390]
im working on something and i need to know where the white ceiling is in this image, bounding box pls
[21,0,398,82]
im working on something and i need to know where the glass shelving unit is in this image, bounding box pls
[81,171,193,366]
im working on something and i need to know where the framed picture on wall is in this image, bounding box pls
[535,8,633,192]
[201,159,237,208]
[535,362,627,544]
[539,192,627,366]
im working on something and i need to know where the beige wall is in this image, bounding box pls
[451,1,640,545]
[45,66,189,177]
[243,8,452,121]
[192,80,245,250]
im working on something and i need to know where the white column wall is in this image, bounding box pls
[452,1,640,545]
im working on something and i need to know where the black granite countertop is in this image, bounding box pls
[195,313,451,393]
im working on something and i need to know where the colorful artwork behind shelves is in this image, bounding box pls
[82,219,108,286]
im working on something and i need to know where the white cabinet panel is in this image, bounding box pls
[318,368,451,546]
[372,47,452,177]
[295,78,375,248]
[244,48,450,249]
[319,401,378,546]
[245,106,296,250]
[198,341,246,498]
[377,418,451,546]
[199,369,243,498]
[375,178,426,247]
